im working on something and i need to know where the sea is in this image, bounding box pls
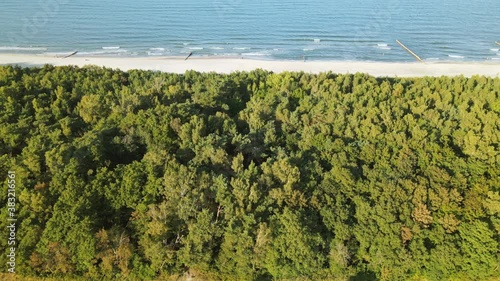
[1,0,499,62]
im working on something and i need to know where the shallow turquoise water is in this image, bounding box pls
[1,0,499,61]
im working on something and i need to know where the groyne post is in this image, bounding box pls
[396,40,423,62]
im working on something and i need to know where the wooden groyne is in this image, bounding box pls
[62,51,78,59]
[396,40,423,62]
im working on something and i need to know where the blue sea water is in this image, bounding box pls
[0,0,499,61]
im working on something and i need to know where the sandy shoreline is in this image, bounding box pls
[0,53,499,77]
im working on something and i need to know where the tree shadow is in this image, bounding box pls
[349,270,378,281]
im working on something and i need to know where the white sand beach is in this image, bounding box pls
[0,53,499,77]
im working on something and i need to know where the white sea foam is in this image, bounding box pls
[490,48,499,52]
[243,52,267,56]
[79,49,128,55]
[0,46,47,51]
[188,47,203,50]
[313,39,321,43]
[210,47,224,50]
[491,57,500,60]
[183,43,189,46]
[150,47,165,51]
[219,53,239,56]
[303,48,314,51]
[448,55,464,59]
[147,51,164,56]
[375,44,391,50]
[102,46,120,50]
[233,47,250,50]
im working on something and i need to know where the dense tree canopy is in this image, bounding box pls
[1,65,499,280]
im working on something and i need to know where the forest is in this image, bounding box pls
[0,65,499,281]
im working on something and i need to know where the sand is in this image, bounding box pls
[0,53,499,77]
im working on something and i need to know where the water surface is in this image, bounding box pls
[1,0,499,61]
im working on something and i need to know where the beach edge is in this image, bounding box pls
[0,53,499,78]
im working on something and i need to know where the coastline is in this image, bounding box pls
[0,53,499,77]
